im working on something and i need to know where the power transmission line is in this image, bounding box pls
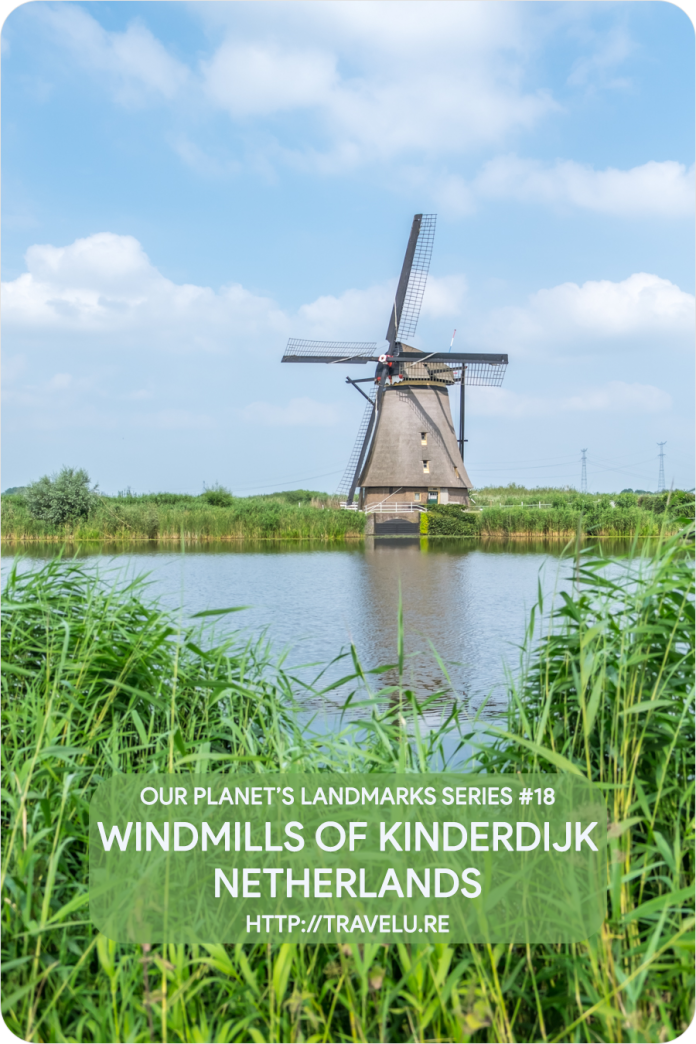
[473,458,582,473]
[581,449,588,494]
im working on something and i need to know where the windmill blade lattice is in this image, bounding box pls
[395,213,436,342]
[460,361,507,387]
[282,339,378,364]
[336,386,377,496]
[397,353,508,387]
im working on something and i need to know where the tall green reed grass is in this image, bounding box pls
[427,503,677,539]
[465,527,695,1042]
[1,529,693,1042]
[1,496,365,543]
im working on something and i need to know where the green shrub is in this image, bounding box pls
[201,484,235,507]
[23,466,97,525]
[637,491,694,518]
[426,504,481,536]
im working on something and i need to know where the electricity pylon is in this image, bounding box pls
[657,442,666,493]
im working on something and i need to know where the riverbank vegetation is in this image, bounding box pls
[2,527,693,1042]
[423,491,693,538]
[1,486,361,543]
[2,472,692,542]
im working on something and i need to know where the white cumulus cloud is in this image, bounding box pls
[2,232,288,352]
[435,157,694,218]
[38,4,189,105]
[27,1,690,215]
[480,272,695,357]
[36,2,557,165]
[202,42,337,118]
[474,156,695,217]
[197,3,560,164]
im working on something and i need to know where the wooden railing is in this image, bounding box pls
[340,502,426,514]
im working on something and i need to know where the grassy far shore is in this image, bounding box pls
[1,528,693,1042]
[2,484,692,543]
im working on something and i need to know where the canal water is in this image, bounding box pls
[1,538,631,733]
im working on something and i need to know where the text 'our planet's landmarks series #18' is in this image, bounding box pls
[282,215,508,534]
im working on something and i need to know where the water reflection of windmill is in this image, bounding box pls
[282,214,508,530]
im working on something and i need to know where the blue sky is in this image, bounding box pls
[2,0,694,494]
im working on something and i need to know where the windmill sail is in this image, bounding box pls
[385,213,436,349]
[395,213,436,342]
[282,339,378,364]
[458,360,507,386]
[398,351,508,387]
[345,214,439,505]
[336,386,377,497]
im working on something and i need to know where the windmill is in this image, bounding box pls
[282,214,508,523]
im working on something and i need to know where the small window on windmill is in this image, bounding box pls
[414,492,421,502]
[454,467,459,478]
[427,489,438,503]
[422,460,430,473]
[420,432,428,445]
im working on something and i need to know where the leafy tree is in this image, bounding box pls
[24,467,98,525]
